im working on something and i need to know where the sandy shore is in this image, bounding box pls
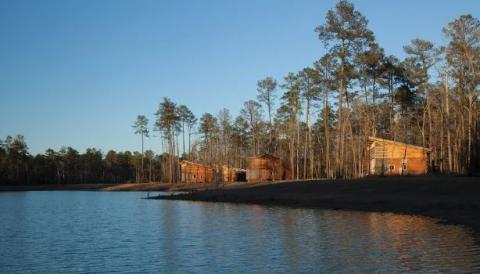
[150,176,480,231]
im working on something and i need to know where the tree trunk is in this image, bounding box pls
[182,122,186,156]
[141,133,144,183]
[444,71,453,172]
[336,63,344,178]
[304,99,310,179]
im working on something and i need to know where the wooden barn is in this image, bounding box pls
[367,137,430,176]
[246,154,288,182]
[221,166,247,182]
[180,161,214,183]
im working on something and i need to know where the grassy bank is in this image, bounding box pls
[150,176,480,230]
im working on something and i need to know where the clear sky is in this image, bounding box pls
[1,0,479,155]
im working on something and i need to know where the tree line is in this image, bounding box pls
[149,0,480,181]
[2,0,479,185]
[0,135,168,185]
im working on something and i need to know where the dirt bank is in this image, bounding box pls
[150,176,480,231]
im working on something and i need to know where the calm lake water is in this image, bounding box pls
[1,191,479,273]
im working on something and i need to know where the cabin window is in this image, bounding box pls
[383,164,394,171]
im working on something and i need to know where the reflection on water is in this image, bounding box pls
[0,191,479,273]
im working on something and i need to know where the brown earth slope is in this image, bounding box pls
[151,176,480,230]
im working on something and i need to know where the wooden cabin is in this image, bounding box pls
[246,154,287,182]
[180,161,214,183]
[221,166,247,182]
[367,137,430,176]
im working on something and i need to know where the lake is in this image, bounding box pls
[1,191,479,273]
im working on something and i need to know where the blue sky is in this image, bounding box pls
[0,0,478,155]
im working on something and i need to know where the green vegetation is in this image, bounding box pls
[156,1,478,179]
[0,135,164,185]
[133,115,149,183]
[1,0,479,185]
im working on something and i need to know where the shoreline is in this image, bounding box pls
[0,181,258,192]
[149,176,480,231]
[3,176,480,231]
[0,182,171,192]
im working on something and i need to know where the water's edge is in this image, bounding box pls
[149,177,480,232]
[3,176,480,231]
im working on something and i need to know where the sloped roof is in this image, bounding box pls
[180,160,213,169]
[368,136,431,151]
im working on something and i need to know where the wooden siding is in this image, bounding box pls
[246,155,289,182]
[368,137,430,176]
[180,161,214,183]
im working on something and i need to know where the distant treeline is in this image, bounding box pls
[0,135,165,185]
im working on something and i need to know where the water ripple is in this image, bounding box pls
[0,191,479,273]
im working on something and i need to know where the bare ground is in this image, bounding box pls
[150,176,480,231]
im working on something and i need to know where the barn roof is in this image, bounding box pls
[180,160,213,168]
[368,136,431,152]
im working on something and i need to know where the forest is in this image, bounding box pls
[1,0,479,185]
